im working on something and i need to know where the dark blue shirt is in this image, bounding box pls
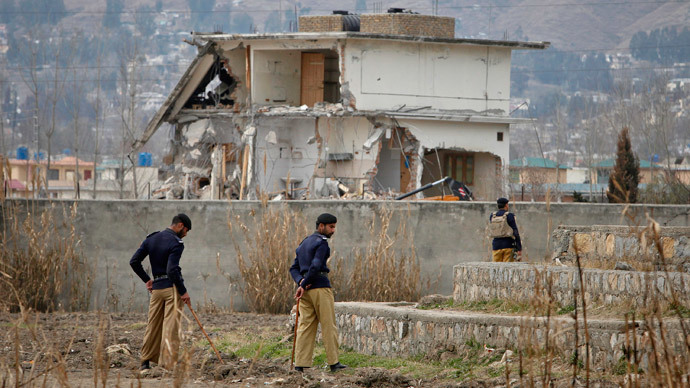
[490,210,522,251]
[130,228,187,295]
[289,232,331,290]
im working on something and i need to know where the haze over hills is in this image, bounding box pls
[56,0,690,50]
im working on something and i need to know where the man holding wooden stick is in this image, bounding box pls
[130,213,192,371]
[289,213,347,373]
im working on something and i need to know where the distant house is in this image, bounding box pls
[4,155,94,198]
[592,159,661,184]
[509,157,568,184]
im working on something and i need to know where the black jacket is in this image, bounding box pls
[289,232,332,290]
[130,228,187,295]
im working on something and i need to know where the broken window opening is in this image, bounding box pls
[373,127,417,194]
[421,149,475,197]
[184,56,239,110]
[444,153,474,186]
[197,177,210,189]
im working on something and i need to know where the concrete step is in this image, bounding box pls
[335,301,686,372]
[453,262,690,310]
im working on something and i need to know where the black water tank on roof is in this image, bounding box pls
[342,14,360,31]
[332,10,350,15]
[388,7,405,13]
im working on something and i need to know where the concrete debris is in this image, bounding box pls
[254,102,354,117]
[105,344,132,356]
[362,128,384,150]
[264,131,277,145]
[185,119,214,147]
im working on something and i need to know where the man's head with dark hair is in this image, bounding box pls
[497,197,509,210]
[316,213,337,238]
[171,213,192,238]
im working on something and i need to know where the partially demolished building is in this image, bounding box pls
[138,10,549,200]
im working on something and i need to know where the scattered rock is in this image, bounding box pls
[106,344,131,355]
[417,294,451,307]
[614,262,633,271]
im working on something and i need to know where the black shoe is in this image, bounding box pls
[294,366,308,372]
[140,361,151,371]
[330,362,347,372]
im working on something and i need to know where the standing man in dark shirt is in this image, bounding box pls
[130,213,192,371]
[289,213,347,373]
[489,198,523,262]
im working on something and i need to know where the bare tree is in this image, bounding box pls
[69,61,85,199]
[117,39,142,199]
[17,30,45,197]
[92,38,105,199]
[45,30,74,194]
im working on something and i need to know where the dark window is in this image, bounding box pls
[497,132,504,141]
[84,170,92,180]
[47,169,59,180]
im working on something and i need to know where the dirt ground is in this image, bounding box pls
[1,311,619,388]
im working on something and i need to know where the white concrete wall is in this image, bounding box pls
[567,167,588,184]
[396,119,510,163]
[252,50,302,106]
[321,117,379,180]
[254,117,321,195]
[343,39,512,112]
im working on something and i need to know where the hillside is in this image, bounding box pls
[58,0,690,51]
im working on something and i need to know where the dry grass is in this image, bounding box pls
[332,206,427,303]
[512,198,690,387]
[229,201,429,313]
[0,201,93,313]
[228,197,310,314]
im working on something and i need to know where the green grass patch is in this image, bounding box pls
[557,304,575,315]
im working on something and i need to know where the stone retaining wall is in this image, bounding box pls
[551,225,690,270]
[453,262,690,309]
[335,302,687,371]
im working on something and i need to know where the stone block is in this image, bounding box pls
[573,233,594,254]
[661,237,675,259]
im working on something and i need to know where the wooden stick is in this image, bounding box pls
[239,144,249,200]
[186,302,224,364]
[290,298,300,369]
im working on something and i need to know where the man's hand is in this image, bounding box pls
[180,292,191,305]
[146,280,153,293]
[516,251,523,261]
[294,286,304,300]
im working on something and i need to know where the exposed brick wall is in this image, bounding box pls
[360,14,454,38]
[299,15,344,32]
[299,14,455,38]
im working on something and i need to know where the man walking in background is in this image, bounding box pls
[489,198,523,262]
[289,213,347,373]
[130,213,192,371]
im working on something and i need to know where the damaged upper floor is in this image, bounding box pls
[136,15,548,150]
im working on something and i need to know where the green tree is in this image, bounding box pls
[607,127,640,203]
